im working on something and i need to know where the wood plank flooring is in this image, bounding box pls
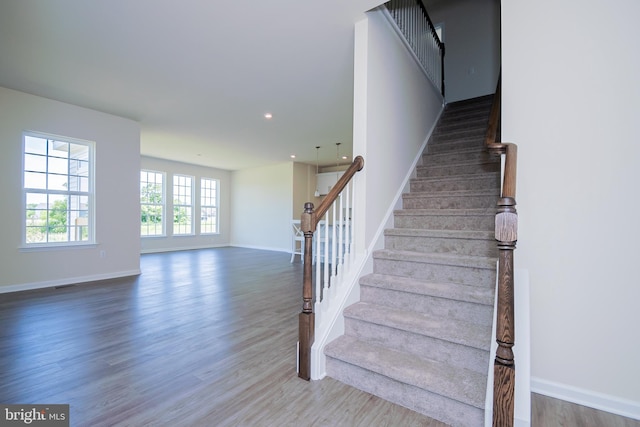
[1,247,638,426]
[0,248,445,426]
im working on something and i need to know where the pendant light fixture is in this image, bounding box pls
[314,146,320,197]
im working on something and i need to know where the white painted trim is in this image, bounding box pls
[0,269,141,294]
[141,243,230,254]
[531,377,640,421]
[228,244,289,253]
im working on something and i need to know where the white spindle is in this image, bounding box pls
[344,182,352,270]
[322,211,330,299]
[337,192,344,277]
[315,221,321,305]
[330,201,337,280]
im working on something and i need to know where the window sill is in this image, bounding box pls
[19,242,98,252]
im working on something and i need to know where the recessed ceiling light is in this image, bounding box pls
[290,154,296,159]
[264,113,273,119]
[342,156,348,160]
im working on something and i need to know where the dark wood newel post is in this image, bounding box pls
[493,196,517,426]
[298,202,316,380]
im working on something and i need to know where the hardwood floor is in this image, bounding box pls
[0,248,445,426]
[532,393,640,427]
[1,247,638,426]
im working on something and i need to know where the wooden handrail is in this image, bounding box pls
[313,156,364,224]
[485,77,518,199]
[486,77,518,427]
[298,155,364,380]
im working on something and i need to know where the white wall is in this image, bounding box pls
[354,9,444,246]
[502,0,640,417]
[140,156,232,253]
[292,162,318,220]
[427,0,501,103]
[230,162,294,252]
[0,87,140,292]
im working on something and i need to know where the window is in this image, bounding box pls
[200,178,219,234]
[435,23,444,43]
[140,170,165,236]
[23,132,94,246]
[173,175,193,235]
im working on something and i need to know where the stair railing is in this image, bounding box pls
[384,0,445,96]
[485,78,518,426]
[298,156,364,380]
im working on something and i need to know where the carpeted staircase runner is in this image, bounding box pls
[325,95,500,426]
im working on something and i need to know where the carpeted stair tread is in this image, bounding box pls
[422,146,500,164]
[373,249,496,269]
[402,190,500,209]
[412,172,500,183]
[427,138,486,151]
[394,207,496,216]
[325,335,487,409]
[403,189,500,198]
[360,273,495,306]
[410,174,500,193]
[325,95,497,424]
[384,228,494,240]
[344,302,492,350]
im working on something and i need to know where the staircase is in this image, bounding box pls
[325,96,500,426]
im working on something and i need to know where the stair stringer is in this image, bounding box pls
[309,108,444,380]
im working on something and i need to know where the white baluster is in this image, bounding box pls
[331,200,337,282]
[323,210,330,303]
[344,182,351,270]
[315,225,321,304]
[337,192,344,277]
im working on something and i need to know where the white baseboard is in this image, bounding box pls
[0,269,141,294]
[140,243,229,254]
[531,377,640,421]
[228,244,289,253]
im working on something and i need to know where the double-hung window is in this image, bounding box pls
[140,170,165,236]
[200,178,219,234]
[173,175,193,235]
[23,132,94,246]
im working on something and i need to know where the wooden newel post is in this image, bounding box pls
[493,196,517,427]
[298,202,316,380]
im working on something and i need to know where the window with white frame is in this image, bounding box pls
[200,178,219,234]
[435,22,444,43]
[173,175,193,235]
[23,132,94,246]
[140,170,165,236]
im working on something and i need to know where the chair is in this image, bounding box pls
[290,220,304,263]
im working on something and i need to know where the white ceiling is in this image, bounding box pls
[0,0,385,170]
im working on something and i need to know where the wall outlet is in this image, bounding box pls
[100,250,106,258]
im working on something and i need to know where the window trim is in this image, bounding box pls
[21,131,96,249]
